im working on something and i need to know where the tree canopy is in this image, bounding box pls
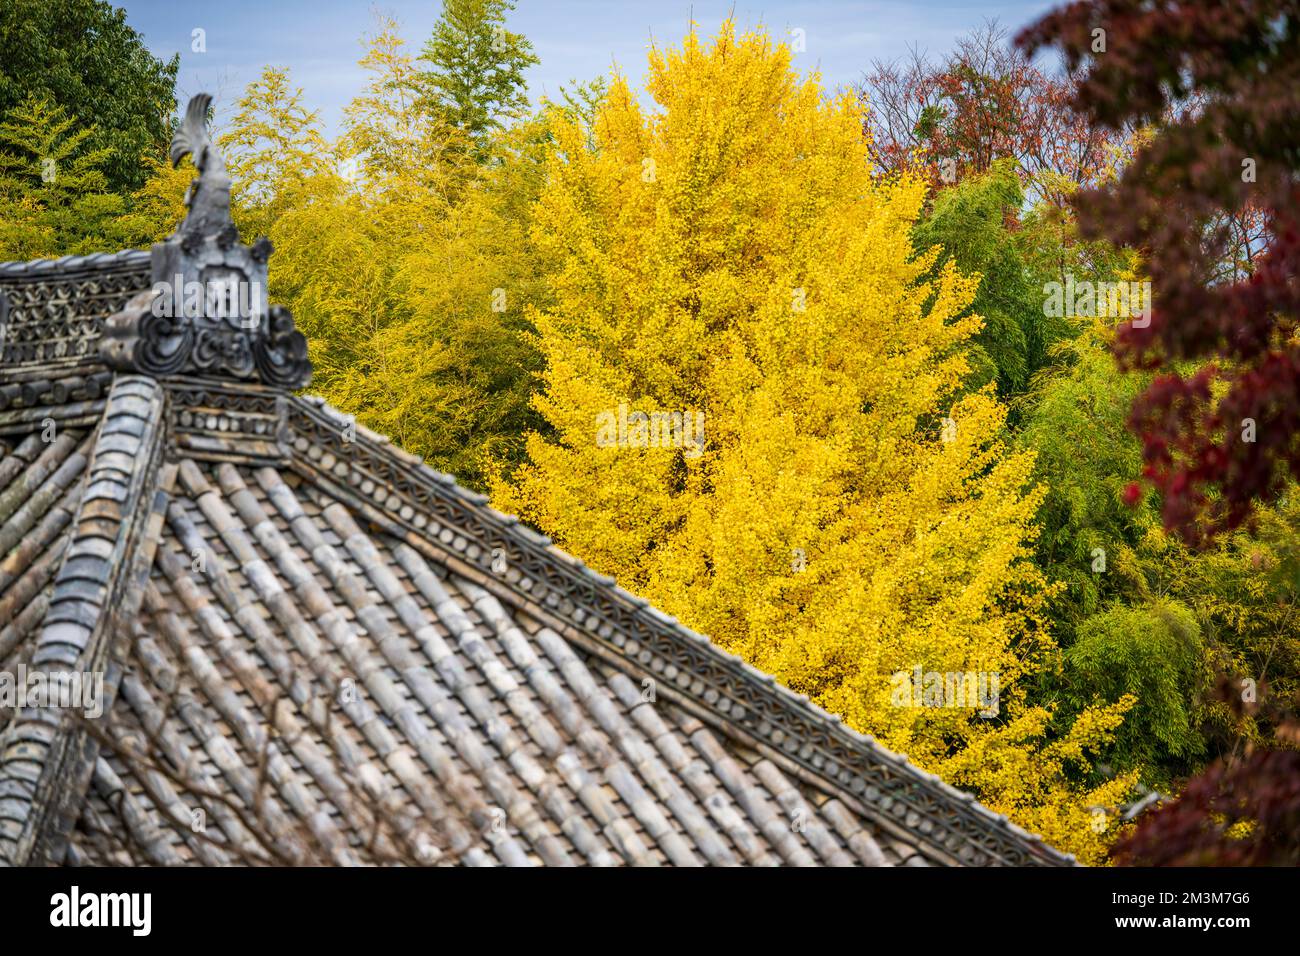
[0,0,177,192]
[4,5,1297,868]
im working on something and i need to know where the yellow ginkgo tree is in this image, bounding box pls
[495,21,1134,863]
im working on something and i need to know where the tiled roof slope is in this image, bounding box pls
[0,97,1073,866]
[64,455,905,866]
[0,278,1074,870]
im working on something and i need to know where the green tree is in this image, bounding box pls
[1065,600,1209,781]
[913,160,1039,397]
[1017,317,1297,788]
[341,15,472,191]
[1172,493,1300,756]
[0,0,178,192]
[1019,325,1161,627]
[0,95,124,259]
[416,0,538,155]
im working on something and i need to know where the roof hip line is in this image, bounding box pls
[283,395,1075,868]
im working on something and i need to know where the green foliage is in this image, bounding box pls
[1065,600,1209,781]
[1018,318,1299,787]
[0,95,124,259]
[913,160,1066,398]
[1171,493,1300,753]
[416,0,539,156]
[1018,172,1134,292]
[1018,327,1161,625]
[0,0,177,192]
[108,153,194,248]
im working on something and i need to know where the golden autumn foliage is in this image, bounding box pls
[12,5,1299,868]
[494,22,1133,863]
[22,12,1199,863]
[203,19,547,487]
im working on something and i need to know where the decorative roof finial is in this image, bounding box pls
[170,93,237,248]
[99,94,311,390]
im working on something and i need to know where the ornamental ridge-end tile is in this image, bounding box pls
[97,96,310,391]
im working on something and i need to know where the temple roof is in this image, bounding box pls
[0,97,1072,867]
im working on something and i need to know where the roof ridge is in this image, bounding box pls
[0,375,169,865]
[283,394,1075,867]
[0,249,151,280]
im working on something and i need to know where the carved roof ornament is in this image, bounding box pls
[101,94,311,390]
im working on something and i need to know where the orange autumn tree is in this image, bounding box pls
[495,21,1133,863]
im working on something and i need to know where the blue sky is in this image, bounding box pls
[119,0,1060,137]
